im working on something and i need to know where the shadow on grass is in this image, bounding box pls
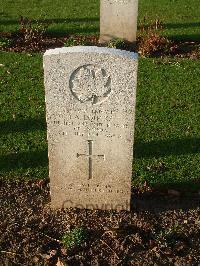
[0,150,48,172]
[2,19,199,28]
[169,34,200,42]
[164,22,200,29]
[0,17,99,35]
[1,18,200,40]
[2,118,200,158]
[154,22,200,41]
[0,17,99,25]
[0,116,199,171]
[0,16,100,36]
[134,137,200,158]
[0,118,48,173]
[0,118,46,135]
[47,27,99,37]
[167,22,200,41]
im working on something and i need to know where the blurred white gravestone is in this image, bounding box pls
[44,46,138,211]
[100,0,138,43]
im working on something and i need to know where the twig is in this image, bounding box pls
[101,230,115,238]
[42,233,61,243]
[100,239,120,260]
[90,238,99,248]
[101,230,120,246]
[0,250,22,257]
[121,235,131,248]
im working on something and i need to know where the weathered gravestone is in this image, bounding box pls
[44,46,138,211]
[100,0,138,43]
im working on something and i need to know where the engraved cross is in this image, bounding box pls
[77,140,105,180]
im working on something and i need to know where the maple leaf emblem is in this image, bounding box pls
[70,65,111,104]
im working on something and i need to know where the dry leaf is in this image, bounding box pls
[50,249,57,257]
[56,257,66,266]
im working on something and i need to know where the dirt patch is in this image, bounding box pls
[0,179,199,265]
[0,31,199,59]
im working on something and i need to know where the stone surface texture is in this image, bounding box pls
[44,46,138,211]
[100,0,138,43]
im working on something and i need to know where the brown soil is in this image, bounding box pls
[0,30,199,265]
[0,179,199,265]
[0,32,199,59]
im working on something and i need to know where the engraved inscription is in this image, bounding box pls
[69,65,111,105]
[49,107,133,140]
[65,183,129,194]
[107,0,131,4]
[77,140,105,180]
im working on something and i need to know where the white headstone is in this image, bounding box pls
[44,46,138,211]
[100,0,138,43]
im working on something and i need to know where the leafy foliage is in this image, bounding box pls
[61,228,88,249]
[107,38,127,50]
[138,19,177,57]
[64,36,91,47]
[0,37,12,49]
[16,16,49,51]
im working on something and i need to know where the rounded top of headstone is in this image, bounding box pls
[44,46,138,60]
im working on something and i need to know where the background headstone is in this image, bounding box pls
[100,0,138,43]
[44,46,138,211]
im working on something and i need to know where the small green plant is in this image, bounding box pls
[155,224,186,249]
[64,36,91,47]
[0,37,12,48]
[107,38,127,49]
[61,227,88,249]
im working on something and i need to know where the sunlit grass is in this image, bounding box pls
[0,52,199,190]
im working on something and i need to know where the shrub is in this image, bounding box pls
[64,36,91,47]
[0,37,12,48]
[17,16,49,51]
[138,19,177,57]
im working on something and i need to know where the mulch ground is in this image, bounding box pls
[0,31,200,59]
[0,179,199,265]
[0,30,200,265]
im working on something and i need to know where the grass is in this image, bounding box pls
[0,0,199,40]
[139,0,200,41]
[0,0,99,36]
[0,0,199,190]
[0,51,199,190]
[134,58,200,190]
[0,52,47,179]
